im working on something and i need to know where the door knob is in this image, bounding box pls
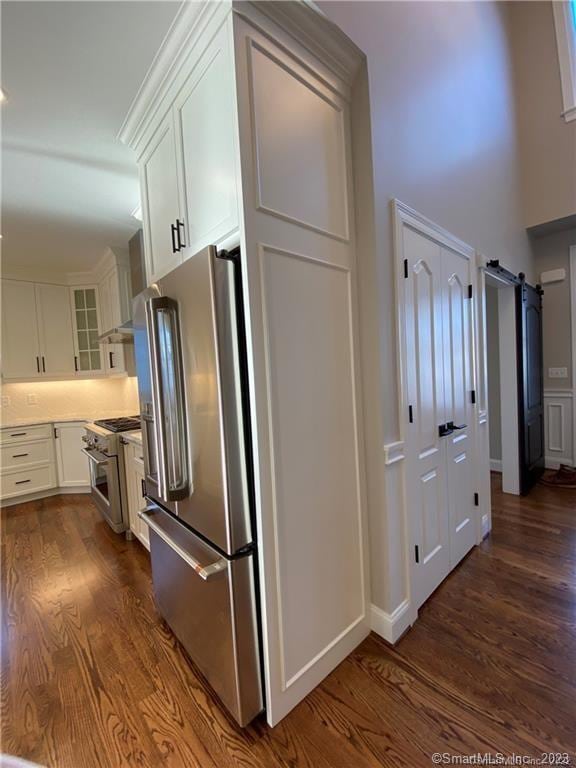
[438,423,454,437]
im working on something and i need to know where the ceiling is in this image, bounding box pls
[1,1,181,277]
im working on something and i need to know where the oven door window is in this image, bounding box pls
[87,451,112,506]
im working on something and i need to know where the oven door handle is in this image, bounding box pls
[139,507,226,581]
[81,448,109,466]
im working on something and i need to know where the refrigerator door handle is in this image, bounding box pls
[146,295,189,502]
[139,508,227,581]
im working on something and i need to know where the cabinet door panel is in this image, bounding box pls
[174,20,239,255]
[36,284,76,376]
[1,280,41,379]
[141,115,181,282]
[71,286,104,374]
[55,423,90,487]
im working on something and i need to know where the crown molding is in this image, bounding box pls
[234,0,364,91]
[117,0,230,151]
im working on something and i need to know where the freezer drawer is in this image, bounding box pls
[141,503,263,726]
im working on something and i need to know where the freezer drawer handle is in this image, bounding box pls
[139,508,227,581]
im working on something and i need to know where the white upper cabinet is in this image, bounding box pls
[140,115,182,282]
[70,286,104,374]
[35,283,76,376]
[1,279,42,380]
[173,20,239,257]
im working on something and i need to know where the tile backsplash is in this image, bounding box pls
[0,377,139,424]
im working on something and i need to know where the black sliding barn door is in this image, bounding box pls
[517,281,544,494]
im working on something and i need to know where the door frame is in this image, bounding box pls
[570,245,576,466]
[392,200,481,617]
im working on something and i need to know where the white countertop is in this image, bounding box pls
[0,412,140,430]
[121,430,143,447]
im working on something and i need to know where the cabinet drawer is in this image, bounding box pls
[1,465,56,500]
[0,424,52,445]
[1,441,52,471]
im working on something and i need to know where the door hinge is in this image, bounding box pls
[467,284,473,299]
[403,259,408,279]
[408,405,414,423]
[414,545,420,564]
[474,492,479,507]
[470,390,476,404]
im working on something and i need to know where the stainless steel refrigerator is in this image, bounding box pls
[133,245,263,726]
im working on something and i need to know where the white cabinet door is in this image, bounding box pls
[54,422,90,487]
[98,269,129,376]
[70,286,105,374]
[173,20,239,257]
[1,279,42,379]
[35,284,76,376]
[123,441,149,549]
[140,114,182,282]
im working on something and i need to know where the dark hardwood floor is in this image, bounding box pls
[2,474,576,767]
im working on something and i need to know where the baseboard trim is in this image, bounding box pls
[545,457,574,470]
[370,600,412,644]
[1,487,91,508]
[490,459,502,473]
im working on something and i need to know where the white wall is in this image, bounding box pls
[320,1,536,619]
[0,377,139,424]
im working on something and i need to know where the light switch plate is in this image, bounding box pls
[26,393,39,405]
[549,367,568,379]
[1,396,10,407]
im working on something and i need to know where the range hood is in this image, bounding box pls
[98,321,134,345]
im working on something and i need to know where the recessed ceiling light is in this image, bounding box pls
[131,204,142,221]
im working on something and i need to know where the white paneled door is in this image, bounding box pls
[403,218,476,609]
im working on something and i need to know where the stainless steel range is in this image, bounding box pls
[83,416,141,535]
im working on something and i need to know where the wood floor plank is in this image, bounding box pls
[2,475,575,766]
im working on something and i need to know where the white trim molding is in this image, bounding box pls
[383,440,405,465]
[544,389,574,468]
[370,600,413,645]
[490,459,502,473]
[552,1,576,122]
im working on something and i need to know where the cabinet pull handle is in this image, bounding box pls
[141,478,146,499]
[12,453,29,458]
[176,219,186,249]
[15,479,31,485]
[36,356,40,373]
[74,356,78,372]
[170,223,179,254]
[41,357,46,373]
[10,432,27,437]
[109,351,115,369]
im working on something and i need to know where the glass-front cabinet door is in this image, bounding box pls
[70,286,104,374]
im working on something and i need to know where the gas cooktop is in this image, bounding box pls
[93,416,141,433]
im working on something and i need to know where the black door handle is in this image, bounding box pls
[438,423,454,438]
[170,223,179,253]
[176,219,186,250]
[109,351,115,369]
[453,423,467,430]
[41,356,46,373]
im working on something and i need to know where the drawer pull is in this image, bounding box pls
[10,432,27,437]
[15,479,31,485]
[12,453,29,458]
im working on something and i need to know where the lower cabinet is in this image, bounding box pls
[0,424,57,501]
[54,422,90,487]
[123,439,149,549]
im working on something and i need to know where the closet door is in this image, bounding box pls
[404,228,451,608]
[441,247,476,567]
